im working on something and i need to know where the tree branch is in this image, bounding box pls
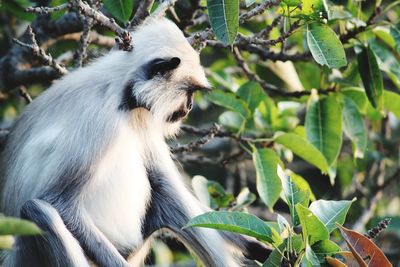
[68,0,132,51]
[172,123,221,153]
[239,0,282,23]
[13,26,68,75]
[129,0,155,28]
[26,3,69,14]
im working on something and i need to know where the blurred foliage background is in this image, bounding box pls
[0,0,400,266]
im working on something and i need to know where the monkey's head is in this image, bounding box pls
[121,18,210,133]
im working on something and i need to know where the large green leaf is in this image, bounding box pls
[295,204,329,245]
[275,133,329,173]
[184,211,281,244]
[207,90,250,118]
[384,90,400,119]
[103,0,133,22]
[305,95,343,166]
[236,81,266,112]
[280,172,310,226]
[390,25,400,53]
[263,234,303,267]
[357,45,384,110]
[342,97,367,158]
[252,148,283,210]
[0,216,41,236]
[303,244,321,267]
[309,199,354,233]
[306,23,347,69]
[218,111,244,131]
[341,87,368,113]
[207,0,239,45]
[369,40,400,89]
[312,239,341,258]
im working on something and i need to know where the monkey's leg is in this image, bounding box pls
[143,170,243,267]
[143,169,272,266]
[4,199,89,267]
[40,195,130,267]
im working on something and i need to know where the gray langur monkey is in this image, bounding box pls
[0,18,270,267]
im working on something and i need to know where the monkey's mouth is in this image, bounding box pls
[167,93,193,123]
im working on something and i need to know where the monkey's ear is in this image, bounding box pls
[147,57,181,78]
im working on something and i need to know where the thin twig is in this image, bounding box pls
[13,26,68,75]
[129,0,155,28]
[248,20,301,46]
[19,86,33,103]
[172,123,221,153]
[239,0,282,23]
[75,15,94,67]
[26,3,69,14]
[56,31,115,47]
[256,15,282,39]
[151,0,179,19]
[68,0,132,51]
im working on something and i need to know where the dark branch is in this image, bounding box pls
[13,26,68,75]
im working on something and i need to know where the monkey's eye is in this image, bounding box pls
[147,57,181,79]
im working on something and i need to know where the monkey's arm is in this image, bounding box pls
[142,169,271,266]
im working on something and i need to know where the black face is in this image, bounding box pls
[166,91,194,123]
[118,57,182,111]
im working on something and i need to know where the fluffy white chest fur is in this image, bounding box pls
[84,119,151,251]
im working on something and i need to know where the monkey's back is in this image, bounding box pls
[0,56,125,216]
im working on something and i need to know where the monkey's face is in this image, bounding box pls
[124,18,210,128]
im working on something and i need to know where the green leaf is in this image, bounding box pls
[306,23,347,69]
[279,172,310,226]
[263,234,303,267]
[236,81,266,112]
[369,40,400,89]
[342,97,367,158]
[341,87,368,113]
[184,211,281,244]
[0,216,41,236]
[390,25,400,53]
[233,188,256,210]
[289,172,316,201]
[295,204,329,245]
[309,199,354,233]
[283,0,302,7]
[207,0,239,45]
[263,244,285,267]
[207,90,250,118]
[312,239,341,257]
[384,90,400,119]
[303,244,321,267]
[305,95,343,166]
[275,133,329,173]
[103,0,133,22]
[357,45,384,110]
[218,111,244,131]
[252,148,283,210]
